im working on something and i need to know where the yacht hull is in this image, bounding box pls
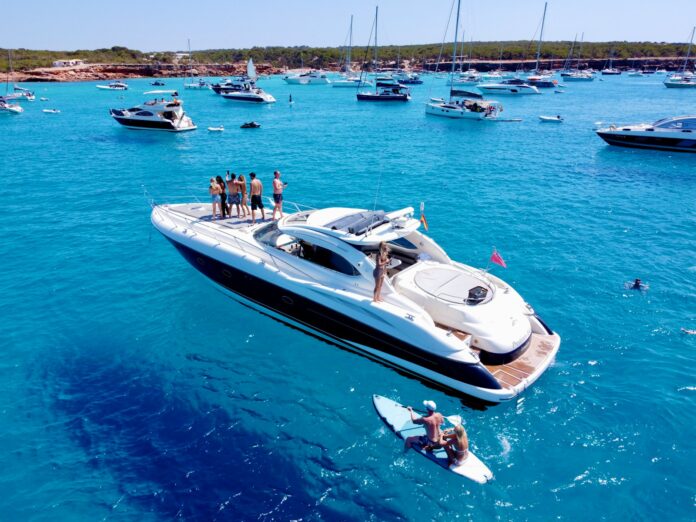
[356,93,410,101]
[597,131,696,152]
[159,232,532,402]
[111,116,196,132]
[425,103,487,120]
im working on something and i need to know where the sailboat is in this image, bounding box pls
[1,50,24,114]
[425,0,502,119]
[333,15,373,88]
[220,59,276,103]
[184,40,210,89]
[601,48,621,75]
[561,33,594,81]
[526,3,557,88]
[664,27,696,88]
[357,6,410,101]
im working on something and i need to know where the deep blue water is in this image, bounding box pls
[1,74,694,520]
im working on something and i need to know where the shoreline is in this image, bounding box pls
[12,56,689,83]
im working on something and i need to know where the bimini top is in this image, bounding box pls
[278,207,421,245]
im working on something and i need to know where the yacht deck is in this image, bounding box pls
[443,327,556,390]
[162,202,274,231]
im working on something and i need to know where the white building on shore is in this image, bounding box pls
[52,59,86,68]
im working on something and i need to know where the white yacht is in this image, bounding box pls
[109,91,196,132]
[97,80,129,91]
[221,85,276,104]
[151,202,560,402]
[184,78,210,90]
[596,116,696,153]
[283,70,331,85]
[13,85,35,101]
[449,73,481,87]
[477,78,540,95]
[561,70,594,81]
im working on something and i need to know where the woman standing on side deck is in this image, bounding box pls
[373,242,390,302]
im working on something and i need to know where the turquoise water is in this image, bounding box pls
[1,75,695,520]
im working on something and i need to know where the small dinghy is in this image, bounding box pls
[40,97,49,101]
[539,115,563,122]
[42,108,60,114]
[240,121,261,129]
[373,395,493,484]
[208,126,224,132]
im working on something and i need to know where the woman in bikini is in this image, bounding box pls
[237,174,250,218]
[373,242,390,302]
[443,424,469,467]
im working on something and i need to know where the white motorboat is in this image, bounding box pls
[42,108,60,114]
[218,59,275,103]
[596,115,696,152]
[449,73,481,87]
[109,90,196,131]
[477,78,540,95]
[13,85,35,101]
[283,70,331,85]
[151,201,561,402]
[208,126,224,132]
[601,68,621,75]
[97,81,129,91]
[0,99,23,114]
[539,115,563,122]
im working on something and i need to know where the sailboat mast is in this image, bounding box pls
[577,32,584,70]
[535,2,547,72]
[682,26,695,72]
[347,15,353,71]
[374,6,379,68]
[449,0,462,101]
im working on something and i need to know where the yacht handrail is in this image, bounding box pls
[153,204,320,283]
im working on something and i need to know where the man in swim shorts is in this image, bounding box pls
[226,172,241,218]
[250,172,265,224]
[272,170,288,220]
[404,400,445,452]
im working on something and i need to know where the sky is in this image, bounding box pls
[4,0,696,51]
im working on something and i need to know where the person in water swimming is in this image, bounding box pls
[631,278,644,290]
[404,400,445,452]
[443,424,469,467]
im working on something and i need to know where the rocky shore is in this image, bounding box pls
[14,62,284,82]
[12,56,687,82]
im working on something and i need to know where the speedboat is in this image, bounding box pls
[211,76,252,95]
[184,78,210,89]
[42,108,60,114]
[109,90,196,132]
[283,70,331,85]
[151,202,561,402]
[664,73,696,88]
[240,121,261,128]
[220,85,275,103]
[151,80,166,86]
[357,84,411,102]
[0,99,23,114]
[539,115,563,122]
[477,78,540,95]
[97,80,129,90]
[596,115,696,152]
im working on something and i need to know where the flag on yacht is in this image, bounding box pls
[420,202,429,231]
[490,248,507,268]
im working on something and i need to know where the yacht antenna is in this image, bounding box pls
[367,169,383,234]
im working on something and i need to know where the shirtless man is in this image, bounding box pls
[272,170,288,220]
[226,171,241,218]
[404,400,445,452]
[249,172,265,224]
